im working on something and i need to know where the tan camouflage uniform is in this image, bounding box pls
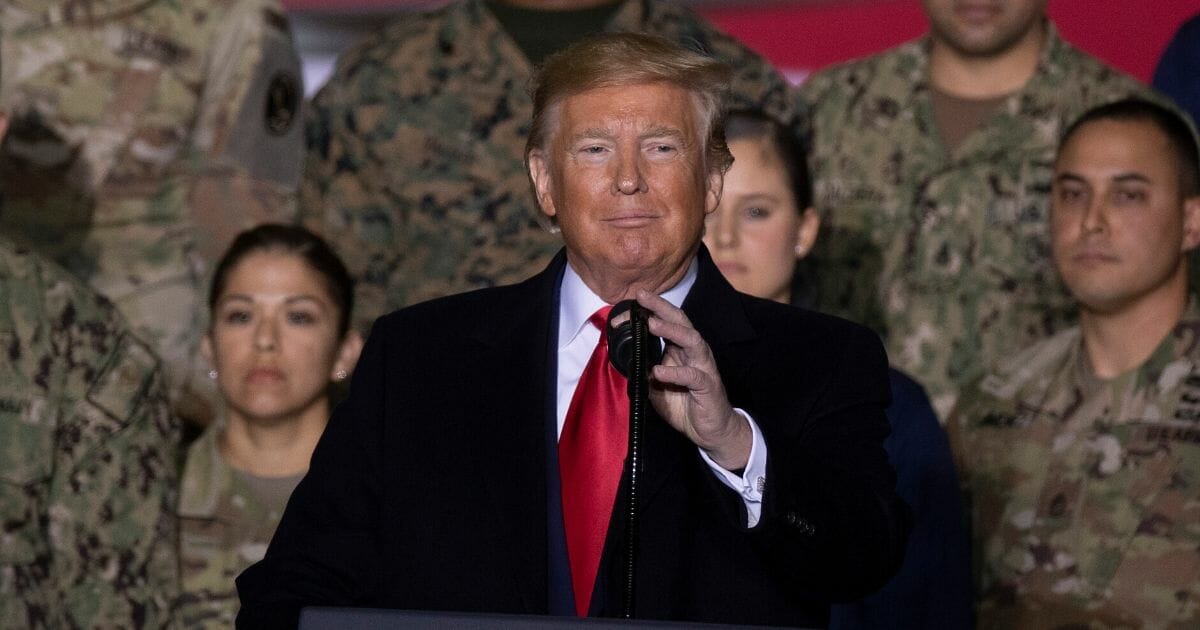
[0,236,179,629]
[949,300,1200,629]
[176,422,300,629]
[0,0,305,426]
[798,23,1154,420]
[299,0,801,332]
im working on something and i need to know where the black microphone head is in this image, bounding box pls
[607,300,637,378]
[606,300,661,378]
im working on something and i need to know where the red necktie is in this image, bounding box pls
[559,306,629,617]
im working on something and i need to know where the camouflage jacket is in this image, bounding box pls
[176,423,299,629]
[950,301,1200,629]
[0,0,305,425]
[0,237,179,629]
[798,23,1153,419]
[299,0,800,332]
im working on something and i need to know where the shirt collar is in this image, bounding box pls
[558,257,698,349]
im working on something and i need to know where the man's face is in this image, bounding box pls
[1051,118,1200,315]
[528,82,720,298]
[922,0,1046,58]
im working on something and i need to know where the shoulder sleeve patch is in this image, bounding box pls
[219,13,305,187]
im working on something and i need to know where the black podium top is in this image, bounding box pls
[298,608,808,629]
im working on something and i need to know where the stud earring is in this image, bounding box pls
[208,369,218,380]
[334,368,348,381]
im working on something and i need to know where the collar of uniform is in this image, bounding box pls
[457,0,538,79]
[913,20,1062,161]
[557,256,697,350]
[1136,295,1200,391]
[1060,295,1200,403]
[177,420,233,519]
[1013,20,1075,114]
[461,0,642,79]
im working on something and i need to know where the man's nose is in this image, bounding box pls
[1081,196,1107,234]
[612,148,648,195]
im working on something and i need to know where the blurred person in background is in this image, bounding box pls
[0,107,181,629]
[299,0,802,334]
[1154,13,1200,127]
[799,0,1159,420]
[703,110,971,630]
[176,224,362,627]
[951,98,1200,628]
[0,0,305,429]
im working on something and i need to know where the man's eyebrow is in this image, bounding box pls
[571,127,616,142]
[1054,171,1152,186]
[1111,172,1151,184]
[1053,172,1087,185]
[640,125,685,140]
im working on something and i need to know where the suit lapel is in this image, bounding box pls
[466,252,567,613]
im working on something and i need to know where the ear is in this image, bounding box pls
[704,167,724,217]
[0,113,8,143]
[1183,195,1200,253]
[528,150,558,220]
[794,207,822,259]
[331,330,365,382]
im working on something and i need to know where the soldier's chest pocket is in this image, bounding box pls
[903,157,1055,291]
[0,394,55,566]
[1082,425,1200,612]
[179,517,237,584]
[6,20,200,180]
[980,158,1056,277]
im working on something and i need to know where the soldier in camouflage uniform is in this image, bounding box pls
[300,0,800,332]
[0,106,180,624]
[176,425,302,629]
[799,1,1156,419]
[951,100,1200,628]
[176,224,361,628]
[0,0,305,426]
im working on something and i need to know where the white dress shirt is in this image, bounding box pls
[556,259,768,526]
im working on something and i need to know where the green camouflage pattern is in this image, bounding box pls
[0,236,179,629]
[0,0,305,426]
[176,423,298,628]
[950,300,1200,629]
[299,0,801,332]
[798,23,1155,420]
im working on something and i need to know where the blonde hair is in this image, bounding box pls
[525,32,734,177]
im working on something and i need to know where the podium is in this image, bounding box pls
[298,608,806,629]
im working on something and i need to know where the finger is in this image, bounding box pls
[651,363,711,393]
[648,315,705,353]
[636,290,692,328]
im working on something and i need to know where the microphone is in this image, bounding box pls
[606,300,662,378]
[604,299,660,618]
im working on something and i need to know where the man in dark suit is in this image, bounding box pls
[237,33,909,628]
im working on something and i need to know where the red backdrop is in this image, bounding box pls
[701,0,1197,82]
[281,0,1199,83]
